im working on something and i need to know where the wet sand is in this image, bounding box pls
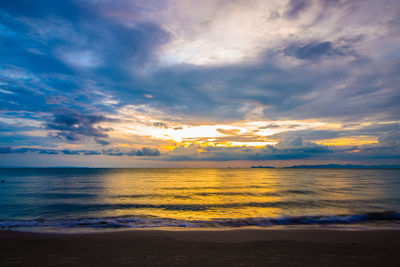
[1,229,400,266]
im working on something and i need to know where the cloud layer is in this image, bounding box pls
[0,0,399,166]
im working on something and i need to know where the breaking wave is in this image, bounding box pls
[1,211,399,230]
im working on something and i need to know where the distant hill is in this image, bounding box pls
[251,164,400,169]
[251,166,275,168]
[285,164,400,169]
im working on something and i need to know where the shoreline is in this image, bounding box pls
[4,223,400,234]
[1,229,400,266]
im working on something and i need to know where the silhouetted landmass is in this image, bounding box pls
[286,164,400,169]
[251,166,275,168]
[251,164,400,169]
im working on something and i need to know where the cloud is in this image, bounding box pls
[216,128,241,135]
[57,49,102,69]
[283,41,350,60]
[46,111,114,141]
[2,0,399,123]
[101,147,161,157]
[153,122,168,129]
[1,0,400,165]
[285,0,312,19]
[0,147,12,154]
[136,147,161,156]
[0,147,60,154]
[378,129,400,147]
[95,138,110,146]
[270,129,342,142]
[162,135,400,162]
[277,136,304,147]
[163,141,333,161]
[0,146,161,157]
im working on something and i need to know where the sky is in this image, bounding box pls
[0,0,399,167]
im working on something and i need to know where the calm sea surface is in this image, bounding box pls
[0,168,399,231]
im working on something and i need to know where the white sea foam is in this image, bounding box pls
[1,212,399,230]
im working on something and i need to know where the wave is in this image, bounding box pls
[162,185,264,190]
[1,211,399,229]
[4,198,398,215]
[13,200,324,213]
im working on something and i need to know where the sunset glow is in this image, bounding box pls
[0,0,399,167]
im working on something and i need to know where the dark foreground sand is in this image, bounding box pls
[1,229,400,266]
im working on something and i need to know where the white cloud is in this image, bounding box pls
[57,49,102,68]
[133,0,399,66]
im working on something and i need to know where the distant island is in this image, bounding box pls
[250,165,275,168]
[251,164,400,169]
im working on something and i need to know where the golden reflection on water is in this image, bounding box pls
[98,168,389,220]
[100,169,283,220]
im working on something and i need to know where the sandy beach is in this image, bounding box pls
[1,229,400,266]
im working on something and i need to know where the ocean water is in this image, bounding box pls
[0,168,399,231]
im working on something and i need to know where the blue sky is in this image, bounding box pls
[0,0,399,167]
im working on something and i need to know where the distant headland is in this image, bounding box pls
[251,164,400,169]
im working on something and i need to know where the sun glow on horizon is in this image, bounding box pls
[95,104,379,152]
[316,137,378,147]
[101,105,341,151]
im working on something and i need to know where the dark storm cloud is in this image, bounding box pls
[46,111,114,141]
[0,146,160,157]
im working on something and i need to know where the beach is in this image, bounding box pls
[1,229,400,266]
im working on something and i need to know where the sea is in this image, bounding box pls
[0,168,399,232]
